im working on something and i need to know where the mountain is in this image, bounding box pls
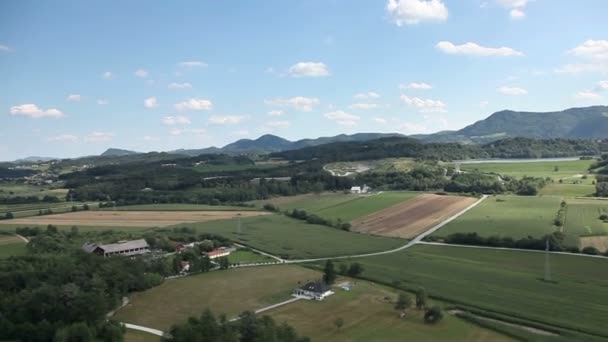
[100,148,139,157]
[222,134,294,154]
[416,106,608,143]
[13,156,57,163]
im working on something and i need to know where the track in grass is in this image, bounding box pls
[0,235,27,258]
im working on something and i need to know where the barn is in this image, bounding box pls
[83,239,150,257]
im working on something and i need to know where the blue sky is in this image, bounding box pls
[1,0,607,160]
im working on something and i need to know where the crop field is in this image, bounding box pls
[0,202,99,218]
[185,214,404,259]
[124,330,160,342]
[227,249,275,264]
[0,234,27,258]
[459,159,595,181]
[433,195,561,240]
[564,199,608,236]
[0,210,267,227]
[107,203,258,211]
[330,244,608,338]
[579,236,608,253]
[0,183,69,198]
[268,280,511,342]
[353,194,477,238]
[113,265,321,331]
[259,191,420,222]
[539,183,596,197]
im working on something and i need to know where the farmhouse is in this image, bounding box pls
[350,185,371,194]
[206,247,234,259]
[293,281,334,300]
[82,239,150,257]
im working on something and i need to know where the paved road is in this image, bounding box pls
[15,234,29,243]
[123,323,164,337]
[228,297,302,322]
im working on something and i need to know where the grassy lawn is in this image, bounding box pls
[106,203,258,211]
[124,330,161,342]
[0,235,27,258]
[459,159,595,180]
[539,183,596,197]
[433,195,561,240]
[0,183,69,199]
[113,265,322,331]
[184,214,404,259]
[268,279,512,342]
[565,199,608,236]
[228,249,275,264]
[331,244,608,338]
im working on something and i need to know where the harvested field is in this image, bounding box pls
[352,194,477,238]
[579,235,608,253]
[0,210,267,227]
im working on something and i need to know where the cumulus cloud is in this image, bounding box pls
[264,96,320,112]
[97,99,109,105]
[401,82,432,90]
[596,80,608,91]
[162,115,191,125]
[0,44,13,52]
[174,98,213,111]
[386,0,448,26]
[134,69,149,78]
[288,62,330,77]
[556,40,608,74]
[324,110,360,126]
[400,95,447,113]
[436,41,524,57]
[179,61,208,67]
[265,120,290,128]
[268,110,285,116]
[144,97,159,109]
[168,82,192,89]
[66,94,82,102]
[208,115,245,125]
[568,40,608,60]
[510,9,525,19]
[85,131,113,143]
[349,103,379,110]
[575,91,602,100]
[497,86,528,95]
[48,134,78,142]
[373,117,388,124]
[10,104,64,118]
[497,0,529,19]
[353,92,380,99]
[101,71,113,80]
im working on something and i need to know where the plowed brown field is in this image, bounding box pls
[352,194,476,238]
[0,210,267,227]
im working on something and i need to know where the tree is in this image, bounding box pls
[323,260,337,285]
[218,256,230,270]
[582,246,600,255]
[83,203,90,210]
[334,318,344,331]
[394,293,412,312]
[424,306,444,324]
[347,263,364,277]
[338,263,348,275]
[554,166,559,172]
[4,212,13,220]
[415,287,427,310]
[597,182,608,197]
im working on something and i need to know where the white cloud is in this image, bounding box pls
[162,115,191,125]
[174,98,213,111]
[510,9,525,19]
[168,82,192,89]
[324,110,360,126]
[179,61,208,67]
[264,96,320,112]
[349,103,379,110]
[497,86,528,95]
[436,41,524,57]
[208,115,245,125]
[143,135,160,141]
[66,94,82,102]
[268,110,285,116]
[386,0,448,26]
[265,120,290,128]
[97,99,109,105]
[401,82,432,90]
[144,97,159,109]
[568,40,608,60]
[373,117,388,124]
[353,92,380,99]
[48,134,78,142]
[101,71,113,80]
[169,128,183,136]
[596,80,608,91]
[85,131,113,143]
[134,69,149,78]
[9,104,64,118]
[288,62,330,77]
[575,91,602,100]
[497,0,528,18]
[400,95,447,113]
[0,44,13,52]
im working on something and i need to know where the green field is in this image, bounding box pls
[0,202,99,218]
[185,214,404,259]
[114,265,322,331]
[329,244,608,338]
[539,183,596,197]
[459,159,595,180]
[259,191,420,222]
[124,330,161,342]
[227,249,275,264]
[434,195,561,240]
[107,203,258,211]
[0,235,27,258]
[0,183,68,199]
[269,280,512,342]
[565,199,608,236]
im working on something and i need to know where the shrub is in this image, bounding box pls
[424,306,444,324]
[581,246,600,255]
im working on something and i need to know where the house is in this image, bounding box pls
[175,243,186,253]
[350,186,361,194]
[82,239,150,257]
[293,281,334,300]
[179,260,190,273]
[206,247,233,259]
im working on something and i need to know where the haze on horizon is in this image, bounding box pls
[1,0,607,160]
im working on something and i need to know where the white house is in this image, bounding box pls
[350,186,361,194]
[293,281,334,300]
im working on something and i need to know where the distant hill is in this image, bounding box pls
[100,148,139,157]
[14,156,57,163]
[416,106,608,143]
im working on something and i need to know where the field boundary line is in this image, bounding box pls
[229,297,302,322]
[123,323,164,337]
[15,234,29,243]
[418,241,608,259]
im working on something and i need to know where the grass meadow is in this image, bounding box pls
[459,159,595,180]
[107,203,258,211]
[564,199,608,236]
[0,234,27,258]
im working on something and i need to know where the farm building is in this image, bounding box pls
[206,247,234,259]
[293,281,334,300]
[82,239,150,257]
[350,185,371,194]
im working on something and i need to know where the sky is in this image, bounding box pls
[1,0,608,160]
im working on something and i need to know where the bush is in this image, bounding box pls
[581,246,600,255]
[424,306,444,324]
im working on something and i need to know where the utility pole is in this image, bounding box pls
[544,238,551,282]
[237,215,242,234]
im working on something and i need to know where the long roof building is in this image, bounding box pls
[83,239,150,257]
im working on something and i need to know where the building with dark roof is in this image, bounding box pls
[293,280,333,300]
[82,239,150,257]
